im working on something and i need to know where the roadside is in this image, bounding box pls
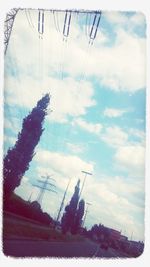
[3,211,86,242]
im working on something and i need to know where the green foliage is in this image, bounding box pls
[3,94,50,199]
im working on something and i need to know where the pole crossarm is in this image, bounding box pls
[32,175,57,205]
[37,179,56,188]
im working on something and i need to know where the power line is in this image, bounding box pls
[5,9,102,55]
[53,11,61,34]
[28,10,36,30]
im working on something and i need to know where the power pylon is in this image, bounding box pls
[4,8,19,54]
[33,175,57,205]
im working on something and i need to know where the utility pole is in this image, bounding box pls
[4,8,19,54]
[82,202,92,227]
[79,171,92,199]
[33,175,57,206]
[55,177,71,226]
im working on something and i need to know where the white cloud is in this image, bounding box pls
[98,29,146,92]
[115,145,145,177]
[129,128,145,142]
[104,107,127,118]
[100,126,145,179]
[104,11,128,26]
[105,175,144,197]
[66,142,85,154]
[83,173,144,240]
[63,27,146,92]
[15,176,39,202]
[4,117,21,133]
[34,149,94,179]
[101,126,128,148]
[74,118,103,135]
[5,10,146,116]
[104,11,145,31]
[5,75,95,123]
[4,10,145,241]
[130,13,146,26]
[4,135,16,146]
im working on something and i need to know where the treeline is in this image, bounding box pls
[4,193,53,226]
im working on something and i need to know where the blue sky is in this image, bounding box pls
[4,9,146,241]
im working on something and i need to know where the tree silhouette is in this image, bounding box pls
[89,223,110,241]
[3,94,50,199]
[61,179,80,234]
[72,199,85,234]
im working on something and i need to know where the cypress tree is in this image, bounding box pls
[61,179,80,234]
[3,94,50,199]
[72,199,85,234]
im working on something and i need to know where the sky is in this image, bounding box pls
[4,9,146,241]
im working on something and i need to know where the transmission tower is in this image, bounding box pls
[33,175,57,205]
[4,8,19,55]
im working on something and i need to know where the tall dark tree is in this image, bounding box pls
[72,199,85,234]
[61,179,80,234]
[3,94,50,199]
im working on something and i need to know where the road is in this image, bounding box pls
[3,239,130,258]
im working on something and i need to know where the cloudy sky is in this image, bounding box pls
[4,9,146,241]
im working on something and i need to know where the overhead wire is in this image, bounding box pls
[25,9,32,29]
[38,9,44,93]
[56,10,102,154]
[53,10,61,34]
[28,9,37,31]
[58,10,74,153]
[61,10,72,80]
[51,10,66,152]
[56,11,61,33]
[53,11,59,33]
[25,9,37,35]
[64,11,102,155]
[77,11,102,87]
